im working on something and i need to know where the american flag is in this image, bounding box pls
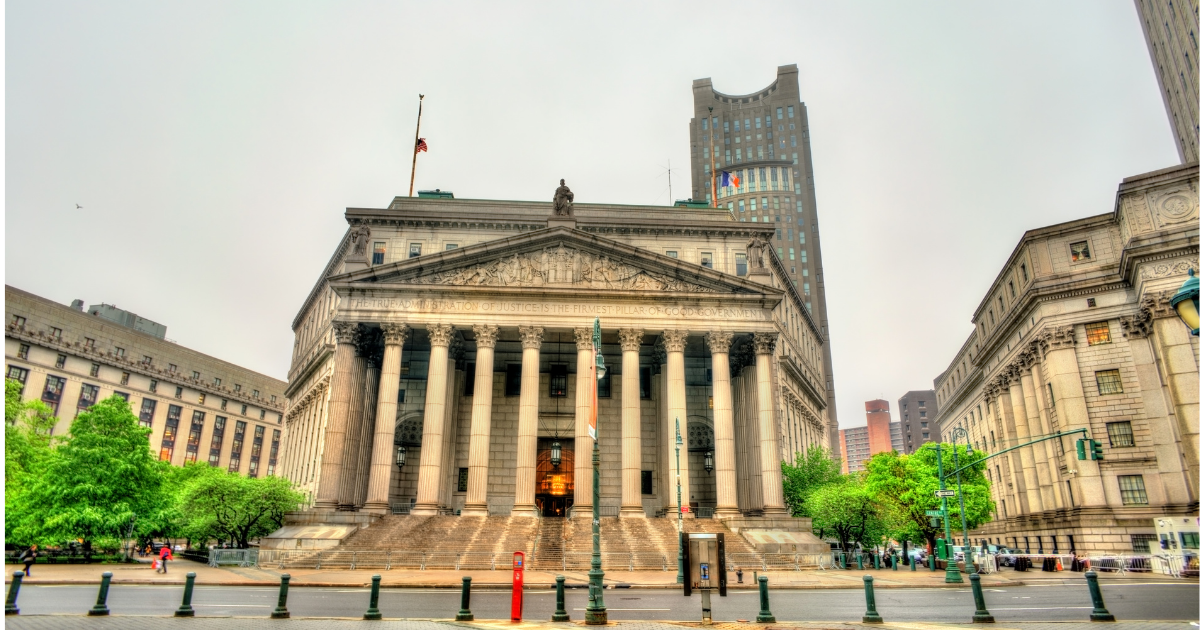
[415,138,428,153]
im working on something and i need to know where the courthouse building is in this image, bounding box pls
[279,189,833,525]
[932,162,1198,554]
[5,286,287,474]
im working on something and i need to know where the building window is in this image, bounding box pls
[665,251,678,258]
[458,468,469,492]
[185,411,205,464]
[55,354,66,369]
[639,366,652,400]
[505,364,522,396]
[248,425,265,478]
[7,366,29,393]
[214,377,222,387]
[253,389,259,398]
[11,315,26,328]
[114,347,125,358]
[270,395,276,403]
[1096,369,1123,395]
[41,375,65,415]
[161,405,182,462]
[139,399,157,427]
[77,384,100,412]
[142,356,153,366]
[259,409,265,420]
[1117,475,1148,505]
[444,243,458,250]
[175,386,184,399]
[1130,534,1156,553]
[234,384,241,392]
[241,404,248,415]
[114,391,129,401]
[549,364,568,398]
[1085,321,1111,345]
[90,363,100,377]
[228,421,246,472]
[1107,421,1135,447]
[409,243,422,258]
[1070,241,1091,262]
[84,337,95,348]
[700,252,713,268]
[198,393,206,405]
[372,242,386,265]
[735,254,747,277]
[220,399,227,411]
[209,416,226,466]
[50,327,62,339]
[17,344,29,359]
[919,410,926,417]
[641,470,653,495]
[267,429,280,476]
[168,364,177,373]
[1020,263,1028,282]
[120,372,130,385]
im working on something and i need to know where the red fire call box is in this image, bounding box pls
[511,551,525,621]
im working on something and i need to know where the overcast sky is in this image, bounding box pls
[6,1,1179,427]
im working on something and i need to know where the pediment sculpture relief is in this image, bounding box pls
[409,245,714,292]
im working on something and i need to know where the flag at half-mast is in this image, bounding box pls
[719,170,740,188]
[588,348,598,441]
[415,138,429,153]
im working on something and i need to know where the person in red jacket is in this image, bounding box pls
[157,545,173,574]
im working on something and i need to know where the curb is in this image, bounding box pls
[2,579,1029,590]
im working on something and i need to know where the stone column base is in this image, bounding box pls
[361,503,389,515]
[511,505,539,518]
[619,506,646,518]
[761,507,790,516]
[460,504,489,517]
[410,504,440,516]
[714,507,741,519]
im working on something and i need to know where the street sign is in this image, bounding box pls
[934,489,956,498]
[926,510,944,516]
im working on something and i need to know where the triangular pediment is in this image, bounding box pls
[330,227,776,296]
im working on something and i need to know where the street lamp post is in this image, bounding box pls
[934,445,963,584]
[675,416,685,584]
[949,428,975,574]
[585,318,607,625]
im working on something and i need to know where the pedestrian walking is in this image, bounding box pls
[157,544,173,574]
[19,545,38,577]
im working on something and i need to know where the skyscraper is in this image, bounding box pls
[897,390,939,454]
[1133,0,1199,163]
[689,64,840,455]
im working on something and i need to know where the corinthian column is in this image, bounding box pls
[618,328,645,517]
[315,321,361,510]
[337,330,370,510]
[706,331,739,518]
[364,324,409,514]
[663,329,690,513]
[462,325,500,517]
[753,333,786,514]
[1006,364,1043,514]
[354,349,382,508]
[512,326,544,518]
[573,327,596,511]
[1039,326,1104,506]
[412,323,455,516]
[1019,353,1057,510]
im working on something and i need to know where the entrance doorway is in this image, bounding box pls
[535,438,574,517]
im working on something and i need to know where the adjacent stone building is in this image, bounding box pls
[1134,0,1199,163]
[931,162,1198,554]
[279,190,833,530]
[688,64,841,457]
[897,390,939,453]
[4,286,287,474]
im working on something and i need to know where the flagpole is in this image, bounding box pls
[408,94,425,197]
[707,107,718,207]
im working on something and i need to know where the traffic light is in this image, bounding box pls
[1076,439,1087,460]
[1090,439,1104,461]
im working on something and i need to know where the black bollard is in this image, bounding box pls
[271,573,291,619]
[755,575,775,623]
[736,568,743,584]
[6,571,23,615]
[175,572,196,617]
[862,575,883,623]
[456,576,473,621]
[969,573,994,623]
[364,574,382,620]
[552,575,570,622]
[1085,571,1115,622]
[88,572,113,616]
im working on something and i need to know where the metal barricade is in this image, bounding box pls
[728,553,765,571]
[422,551,459,570]
[455,553,495,570]
[695,507,714,519]
[630,552,668,571]
[207,549,259,568]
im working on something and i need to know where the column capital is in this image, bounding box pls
[662,329,690,353]
[573,327,593,350]
[1142,290,1178,320]
[705,331,734,354]
[1039,325,1076,351]
[1119,313,1153,339]
[472,324,500,348]
[752,332,777,355]
[381,323,410,346]
[618,328,644,352]
[354,327,378,357]
[366,351,384,370]
[332,321,358,344]
[520,325,544,349]
[427,323,456,347]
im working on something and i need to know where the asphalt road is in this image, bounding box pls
[10,582,1198,622]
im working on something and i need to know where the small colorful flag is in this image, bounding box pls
[415,138,428,153]
[720,170,740,188]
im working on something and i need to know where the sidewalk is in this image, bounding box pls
[6,559,1193,589]
[3,617,1195,630]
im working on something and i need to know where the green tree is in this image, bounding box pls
[175,466,304,548]
[5,379,59,539]
[781,445,844,517]
[864,443,994,550]
[808,476,895,551]
[9,395,168,550]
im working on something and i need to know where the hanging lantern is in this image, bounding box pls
[395,445,407,470]
[704,450,714,473]
[551,440,562,468]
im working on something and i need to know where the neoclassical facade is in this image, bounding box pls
[279,193,832,521]
[933,163,1198,554]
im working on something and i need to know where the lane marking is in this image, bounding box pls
[572,608,671,611]
[991,606,1093,610]
[192,604,273,608]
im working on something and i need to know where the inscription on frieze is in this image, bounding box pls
[348,297,766,321]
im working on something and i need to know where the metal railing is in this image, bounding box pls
[695,507,714,519]
[207,549,258,568]
[390,503,413,515]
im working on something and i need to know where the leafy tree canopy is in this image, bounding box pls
[781,445,844,518]
[807,475,896,551]
[5,379,59,534]
[175,466,304,548]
